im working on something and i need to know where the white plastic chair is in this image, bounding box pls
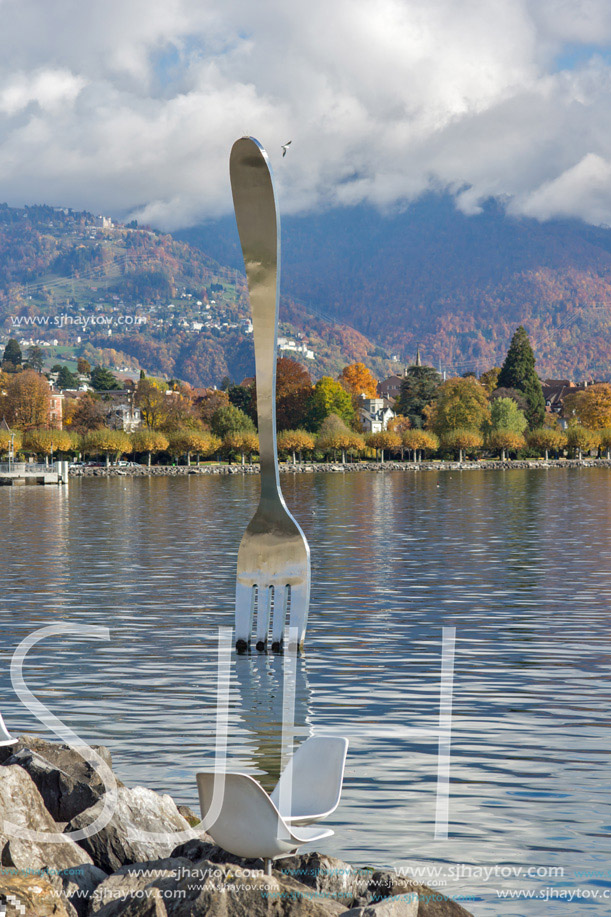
[270,736,349,826]
[196,772,333,874]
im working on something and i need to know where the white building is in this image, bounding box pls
[358,396,395,433]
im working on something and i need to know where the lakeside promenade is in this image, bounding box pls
[70,458,611,477]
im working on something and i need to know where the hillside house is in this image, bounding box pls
[359,396,395,433]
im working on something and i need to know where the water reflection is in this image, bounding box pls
[1,471,611,915]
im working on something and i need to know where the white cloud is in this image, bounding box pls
[0,0,609,226]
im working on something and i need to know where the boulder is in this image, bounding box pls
[364,872,473,917]
[46,864,108,917]
[2,742,118,823]
[340,895,418,916]
[0,875,72,917]
[90,858,348,917]
[0,766,93,872]
[88,858,191,917]
[278,852,370,900]
[168,860,347,916]
[65,786,201,873]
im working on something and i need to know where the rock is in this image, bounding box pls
[2,740,118,823]
[46,864,108,917]
[169,837,219,862]
[278,852,369,900]
[88,858,191,917]
[168,860,347,916]
[176,805,200,827]
[0,765,93,872]
[0,874,72,917]
[365,872,473,917]
[65,786,201,873]
[0,734,112,769]
[340,895,419,916]
[90,858,347,917]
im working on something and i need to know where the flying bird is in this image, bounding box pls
[281,141,292,157]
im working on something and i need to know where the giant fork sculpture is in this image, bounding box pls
[231,137,311,654]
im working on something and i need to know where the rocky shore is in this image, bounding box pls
[71,458,611,477]
[0,736,474,916]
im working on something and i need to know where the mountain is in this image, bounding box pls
[0,204,392,386]
[176,196,611,380]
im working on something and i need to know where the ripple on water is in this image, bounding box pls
[1,471,610,915]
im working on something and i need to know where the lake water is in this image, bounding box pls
[1,470,610,914]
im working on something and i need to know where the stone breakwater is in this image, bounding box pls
[0,735,474,916]
[71,458,611,477]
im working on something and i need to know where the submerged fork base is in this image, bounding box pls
[235,580,309,653]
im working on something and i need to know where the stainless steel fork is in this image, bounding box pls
[230,137,311,654]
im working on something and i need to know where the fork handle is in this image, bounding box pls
[230,137,281,506]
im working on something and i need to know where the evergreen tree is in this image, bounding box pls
[25,345,44,373]
[497,326,545,428]
[2,338,22,369]
[90,366,122,391]
[395,365,442,428]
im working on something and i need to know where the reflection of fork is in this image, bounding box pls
[230,137,311,655]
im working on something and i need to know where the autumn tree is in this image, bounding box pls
[441,429,483,462]
[487,429,526,461]
[365,430,401,462]
[566,424,599,459]
[23,428,72,462]
[136,379,167,429]
[168,428,218,465]
[402,429,439,461]
[131,429,169,467]
[276,358,312,430]
[395,365,442,428]
[0,428,22,456]
[77,357,91,375]
[428,376,490,435]
[316,414,364,463]
[338,363,378,399]
[564,384,611,430]
[599,428,611,459]
[66,394,107,434]
[4,370,50,429]
[527,427,566,460]
[197,388,230,424]
[224,431,259,465]
[83,429,131,466]
[479,367,501,393]
[497,326,545,427]
[277,429,316,464]
[306,377,354,430]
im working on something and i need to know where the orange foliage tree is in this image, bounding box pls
[564,384,611,430]
[338,363,378,399]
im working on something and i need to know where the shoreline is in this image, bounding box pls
[70,458,611,477]
[1,735,474,916]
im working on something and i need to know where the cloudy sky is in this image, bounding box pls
[0,0,610,228]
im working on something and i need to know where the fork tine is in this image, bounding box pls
[288,581,310,649]
[271,584,290,649]
[235,582,255,650]
[256,585,272,650]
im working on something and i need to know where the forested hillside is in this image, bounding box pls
[0,205,392,386]
[178,196,611,380]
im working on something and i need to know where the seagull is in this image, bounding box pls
[281,141,292,157]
